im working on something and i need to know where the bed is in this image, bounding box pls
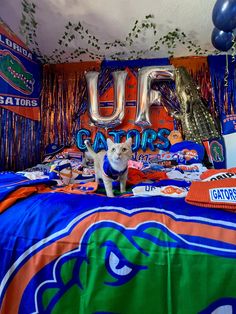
[0,172,236,314]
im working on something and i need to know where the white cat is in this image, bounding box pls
[84,138,132,197]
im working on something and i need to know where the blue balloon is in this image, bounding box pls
[212,0,236,32]
[211,27,233,51]
[141,129,157,152]
[108,130,126,143]
[156,128,171,151]
[126,129,141,152]
[76,128,91,151]
[93,132,107,152]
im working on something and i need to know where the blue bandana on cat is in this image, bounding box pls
[103,154,127,180]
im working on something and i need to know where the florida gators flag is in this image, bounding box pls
[0,19,41,121]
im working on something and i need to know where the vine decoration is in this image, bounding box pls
[19,1,210,64]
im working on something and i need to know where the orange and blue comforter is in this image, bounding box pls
[0,172,236,313]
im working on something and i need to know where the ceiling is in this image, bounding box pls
[1,0,218,64]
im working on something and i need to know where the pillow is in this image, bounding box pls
[169,140,205,164]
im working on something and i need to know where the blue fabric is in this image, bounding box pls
[0,188,235,239]
[0,190,235,248]
[0,109,41,172]
[0,172,55,202]
[103,154,127,180]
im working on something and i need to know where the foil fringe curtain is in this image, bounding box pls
[208,55,236,117]
[0,108,41,171]
[41,62,100,152]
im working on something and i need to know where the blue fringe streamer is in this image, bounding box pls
[208,55,236,135]
[0,108,41,171]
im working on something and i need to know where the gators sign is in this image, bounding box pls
[0,19,41,121]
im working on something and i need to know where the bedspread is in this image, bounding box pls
[0,174,236,314]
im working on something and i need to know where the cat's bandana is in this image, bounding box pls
[103,154,127,180]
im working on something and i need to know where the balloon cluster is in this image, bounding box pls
[211,0,236,51]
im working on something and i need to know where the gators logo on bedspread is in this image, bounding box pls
[0,50,35,95]
[1,207,236,314]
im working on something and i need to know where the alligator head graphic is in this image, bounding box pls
[0,50,34,95]
[0,207,233,314]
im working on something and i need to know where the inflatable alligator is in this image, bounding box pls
[172,67,220,143]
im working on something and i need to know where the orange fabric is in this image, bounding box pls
[0,184,51,213]
[127,168,167,185]
[200,167,236,181]
[186,179,236,211]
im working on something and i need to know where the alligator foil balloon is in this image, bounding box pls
[171,67,220,143]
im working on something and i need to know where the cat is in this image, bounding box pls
[84,138,133,197]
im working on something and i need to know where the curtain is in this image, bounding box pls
[0,108,41,171]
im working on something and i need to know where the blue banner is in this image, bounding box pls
[0,24,42,121]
